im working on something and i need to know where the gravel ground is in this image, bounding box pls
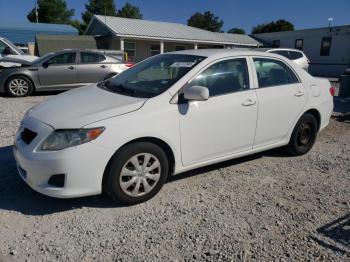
[0,94,349,261]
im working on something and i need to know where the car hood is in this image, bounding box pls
[0,56,37,66]
[8,55,38,61]
[27,84,147,129]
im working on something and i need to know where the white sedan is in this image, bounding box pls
[13,50,334,204]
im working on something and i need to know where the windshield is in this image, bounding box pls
[100,54,206,98]
[1,38,24,55]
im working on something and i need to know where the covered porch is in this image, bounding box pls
[106,36,225,62]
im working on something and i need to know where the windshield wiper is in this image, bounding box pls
[99,81,136,96]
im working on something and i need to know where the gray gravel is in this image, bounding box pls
[0,94,349,261]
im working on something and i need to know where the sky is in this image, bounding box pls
[0,0,349,33]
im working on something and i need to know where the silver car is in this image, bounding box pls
[0,49,131,97]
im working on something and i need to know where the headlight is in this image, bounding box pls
[40,127,105,151]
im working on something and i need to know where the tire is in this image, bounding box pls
[5,75,34,97]
[104,142,169,205]
[287,113,318,156]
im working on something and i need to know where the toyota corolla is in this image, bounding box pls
[13,50,334,204]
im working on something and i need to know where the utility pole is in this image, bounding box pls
[328,17,333,32]
[104,6,107,26]
[35,0,39,23]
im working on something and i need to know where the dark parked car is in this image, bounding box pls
[0,49,131,97]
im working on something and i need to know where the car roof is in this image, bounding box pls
[45,49,122,60]
[165,48,289,60]
[261,48,304,53]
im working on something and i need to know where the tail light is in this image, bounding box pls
[125,63,134,68]
[329,86,335,96]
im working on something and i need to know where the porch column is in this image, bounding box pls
[194,43,198,49]
[120,38,124,51]
[160,41,164,54]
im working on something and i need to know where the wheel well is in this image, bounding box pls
[6,74,35,91]
[102,137,176,189]
[304,109,321,130]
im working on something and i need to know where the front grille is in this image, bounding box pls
[21,128,37,144]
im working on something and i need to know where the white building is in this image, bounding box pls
[252,25,350,77]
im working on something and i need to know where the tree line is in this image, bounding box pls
[27,0,294,35]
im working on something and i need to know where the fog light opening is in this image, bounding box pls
[48,174,65,187]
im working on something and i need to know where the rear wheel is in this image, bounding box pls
[6,76,34,97]
[104,142,169,205]
[287,113,318,156]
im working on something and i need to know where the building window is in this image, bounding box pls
[272,40,280,48]
[295,39,303,50]
[150,43,160,56]
[320,37,332,56]
[175,45,186,51]
[124,41,136,62]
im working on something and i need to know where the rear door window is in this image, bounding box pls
[253,58,299,88]
[80,52,105,63]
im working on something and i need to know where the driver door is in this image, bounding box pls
[38,52,78,88]
[178,57,258,166]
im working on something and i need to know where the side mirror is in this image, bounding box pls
[183,85,209,101]
[43,61,51,68]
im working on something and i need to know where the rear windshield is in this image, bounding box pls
[271,50,303,60]
[289,51,303,60]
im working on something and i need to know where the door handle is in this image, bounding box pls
[242,98,256,106]
[68,66,75,70]
[295,91,305,97]
[100,65,107,68]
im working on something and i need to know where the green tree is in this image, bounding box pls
[187,11,223,32]
[81,0,117,32]
[227,28,245,34]
[69,19,83,35]
[117,2,143,19]
[27,0,74,24]
[251,19,294,34]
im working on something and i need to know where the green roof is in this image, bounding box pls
[35,35,97,56]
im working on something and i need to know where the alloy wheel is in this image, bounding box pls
[8,79,29,96]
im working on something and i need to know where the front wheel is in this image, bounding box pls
[287,113,318,156]
[6,76,34,97]
[104,142,169,205]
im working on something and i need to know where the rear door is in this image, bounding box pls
[38,52,78,88]
[250,57,307,148]
[76,51,110,84]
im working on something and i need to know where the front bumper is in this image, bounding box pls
[13,116,114,198]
